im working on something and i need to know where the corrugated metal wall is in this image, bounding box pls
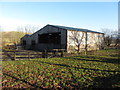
[21,25,67,51]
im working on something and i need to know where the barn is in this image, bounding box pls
[21,24,104,52]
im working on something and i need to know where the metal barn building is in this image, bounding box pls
[21,24,104,52]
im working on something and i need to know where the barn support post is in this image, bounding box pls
[45,50,48,58]
[85,32,88,55]
[42,50,48,58]
[102,33,105,49]
[42,51,44,58]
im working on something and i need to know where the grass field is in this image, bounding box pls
[2,48,120,89]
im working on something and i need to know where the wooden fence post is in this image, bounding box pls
[28,51,30,60]
[45,50,48,58]
[53,51,56,56]
[61,51,64,57]
[42,51,44,58]
[13,51,16,60]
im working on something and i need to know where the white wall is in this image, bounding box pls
[67,30,104,52]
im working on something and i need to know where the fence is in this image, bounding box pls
[2,49,66,61]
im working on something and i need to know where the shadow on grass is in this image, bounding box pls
[2,87,39,90]
[2,72,85,89]
[6,58,120,73]
[2,73,44,89]
[3,61,120,89]
[110,54,120,57]
[3,60,120,89]
[63,55,120,64]
[34,61,120,73]
[3,71,120,89]
[89,73,120,88]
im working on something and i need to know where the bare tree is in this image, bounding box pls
[101,28,113,47]
[112,30,120,47]
[101,28,120,48]
[69,31,85,53]
[104,35,112,46]
[17,24,40,34]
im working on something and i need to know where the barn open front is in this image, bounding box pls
[37,32,62,51]
[38,32,61,44]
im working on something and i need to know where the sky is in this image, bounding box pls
[0,2,118,33]
[118,2,120,31]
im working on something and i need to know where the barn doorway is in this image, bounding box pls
[38,32,61,44]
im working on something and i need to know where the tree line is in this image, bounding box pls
[102,28,120,47]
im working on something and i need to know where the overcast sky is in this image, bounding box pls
[0,2,118,32]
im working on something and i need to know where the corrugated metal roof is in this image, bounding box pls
[23,24,104,38]
[49,24,103,34]
[26,34,31,36]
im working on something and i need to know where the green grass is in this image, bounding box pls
[2,49,120,89]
